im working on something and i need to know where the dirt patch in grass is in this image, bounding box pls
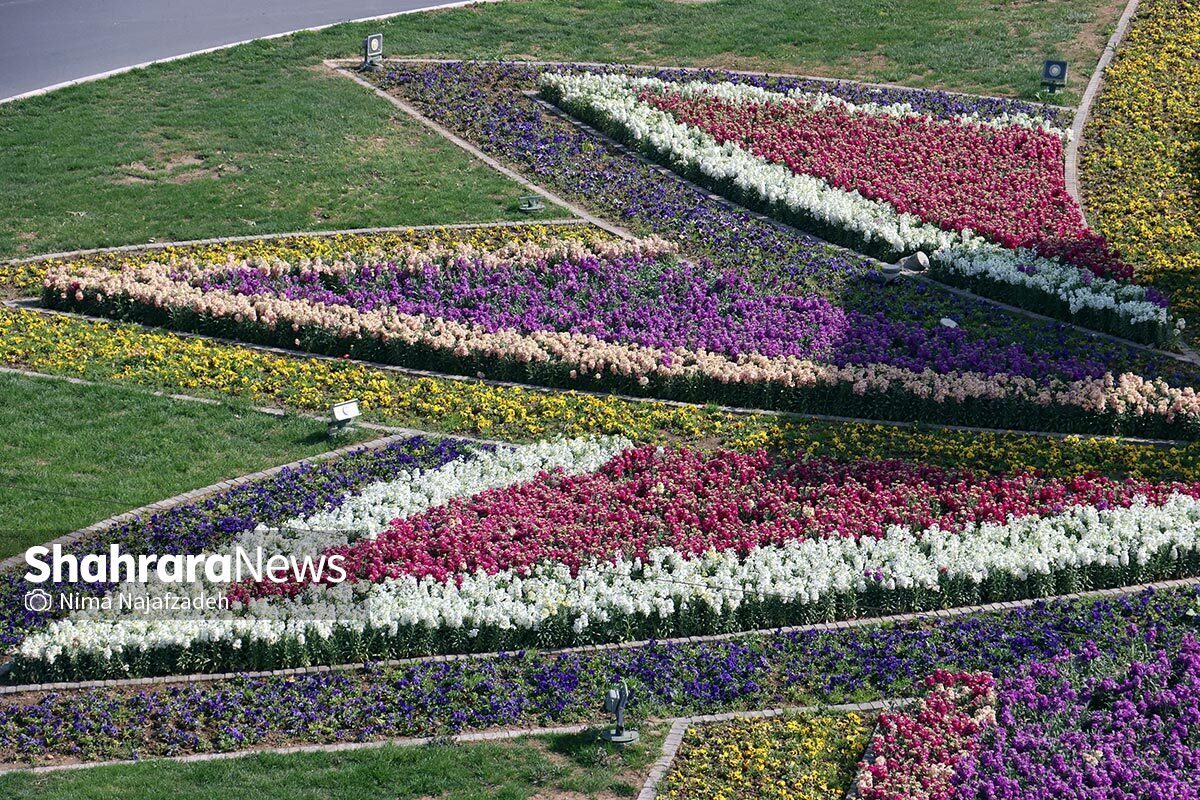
[114,151,239,185]
[1068,0,1127,73]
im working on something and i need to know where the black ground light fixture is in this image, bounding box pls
[1042,60,1068,93]
[360,33,384,71]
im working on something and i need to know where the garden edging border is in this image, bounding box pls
[328,62,633,241]
[0,0,505,105]
[0,430,505,578]
[0,218,590,268]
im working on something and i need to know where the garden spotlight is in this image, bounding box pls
[329,399,361,436]
[1041,60,1067,93]
[360,33,384,71]
[901,251,930,272]
[519,195,546,213]
[600,681,639,744]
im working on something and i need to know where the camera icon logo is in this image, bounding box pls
[24,588,54,613]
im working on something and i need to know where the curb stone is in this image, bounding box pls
[336,57,1073,111]
[0,363,508,445]
[328,61,632,241]
[0,428,505,578]
[1,218,591,267]
[0,0,505,106]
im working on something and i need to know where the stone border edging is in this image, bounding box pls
[0,363,509,446]
[328,62,634,241]
[0,218,590,268]
[12,300,1191,448]
[843,720,884,800]
[637,718,690,800]
[0,698,903,777]
[4,574,1196,697]
[1064,0,1142,213]
[339,57,1074,112]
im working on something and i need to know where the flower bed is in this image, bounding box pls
[539,72,1170,343]
[854,671,995,800]
[659,712,871,800]
[14,438,1200,682]
[40,233,1200,439]
[1082,0,1200,339]
[6,307,1200,479]
[852,640,1200,798]
[376,62,1193,366]
[0,587,1194,766]
[954,638,1200,798]
[0,223,601,296]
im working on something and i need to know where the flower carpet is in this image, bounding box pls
[3,8,1200,794]
[37,223,1200,438]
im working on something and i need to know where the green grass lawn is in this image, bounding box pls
[0,729,661,800]
[0,0,1121,259]
[0,372,373,558]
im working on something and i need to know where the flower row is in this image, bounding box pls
[660,712,871,800]
[0,223,603,296]
[6,306,1200,479]
[16,440,1200,680]
[247,445,1200,594]
[0,587,1193,765]
[41,264,1200,439]
[854,671,995,800]
[104,237,854,361]
[539,72,1167,342]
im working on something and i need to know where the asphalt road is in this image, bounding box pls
[0,0,463,101]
